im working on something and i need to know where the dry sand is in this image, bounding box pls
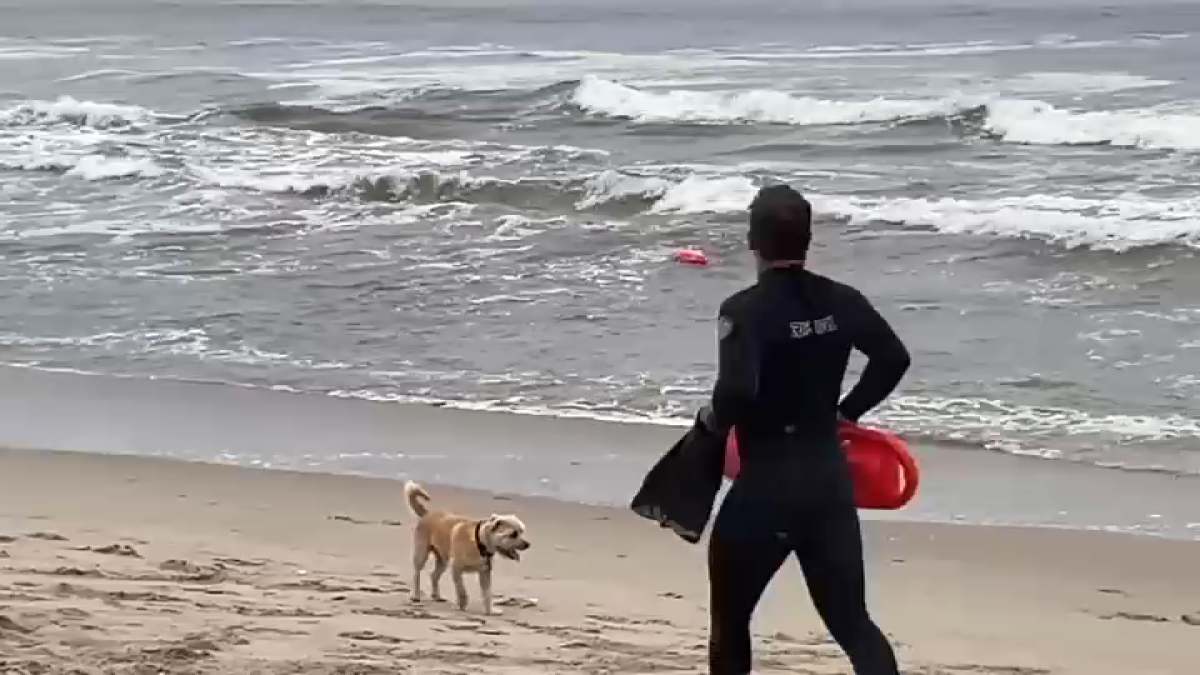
[1,446,1198,675]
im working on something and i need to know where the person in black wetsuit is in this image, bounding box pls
[703,184,911,675]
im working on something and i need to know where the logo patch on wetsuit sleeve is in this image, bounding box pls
[717,315,734,341]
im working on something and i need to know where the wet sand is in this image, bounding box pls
[1,365,1197,540]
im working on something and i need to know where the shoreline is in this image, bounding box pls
[6,359,1198,480]
[2,444,1199,675]
[6,442,1199,548]
[1,364,1198,541]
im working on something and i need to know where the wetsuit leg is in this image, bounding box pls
[707,526,790,675]
[793,505,899,675]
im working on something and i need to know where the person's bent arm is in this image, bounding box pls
[838,290,910,422]
[704,306,756,436]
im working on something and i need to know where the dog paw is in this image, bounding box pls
[409,594,423,604]
[484,608,504,616]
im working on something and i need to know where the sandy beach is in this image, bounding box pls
[2,445,1198,675]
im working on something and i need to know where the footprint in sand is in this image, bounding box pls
[0,614,33,634]
[25,532,68,541]
[131,638,223,662]
[52,582,186,605]
[269,575,394,594]
[329,514,372,525]
[213,556,267,568]
[339,630,411,644]
[157,559,227,583]
[1099,611,1172,623]
[436,621,507,636]
[495,596,538,609]
[355,606,438,621]
[329,515,406,527]
[233,605,334,618]
[56,607,92,620]
[78,543,142,558]
[48,566,106,578]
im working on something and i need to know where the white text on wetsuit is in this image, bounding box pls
[790,316,838,339]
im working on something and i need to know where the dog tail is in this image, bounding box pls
[404,480,431,517]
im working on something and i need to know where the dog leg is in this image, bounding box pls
[410,544,430,603]
[451,565,469,611]
[479,566,500,616]
[429,553,448,602]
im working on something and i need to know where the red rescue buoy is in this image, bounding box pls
[674,249,709,265]
[723,421,920,510]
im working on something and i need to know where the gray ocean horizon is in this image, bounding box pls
[2,0,1199,489]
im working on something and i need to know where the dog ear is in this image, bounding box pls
[481,514,501,535]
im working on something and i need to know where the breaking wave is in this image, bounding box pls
[4,91,1200,251]
[189,166,1200,251]
[8,86,1195,158]
[221,79,1200,153]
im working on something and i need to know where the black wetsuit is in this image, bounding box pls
[705,266,910,675]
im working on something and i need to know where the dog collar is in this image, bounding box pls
[474,521,493,561]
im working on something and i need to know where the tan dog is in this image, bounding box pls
[403,480,530,615]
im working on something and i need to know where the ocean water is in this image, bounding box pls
[1,0,1199,481]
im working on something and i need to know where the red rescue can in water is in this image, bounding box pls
[723,422,920,510]
[674,249,709,265]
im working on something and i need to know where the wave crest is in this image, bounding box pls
[0,96,156,129]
